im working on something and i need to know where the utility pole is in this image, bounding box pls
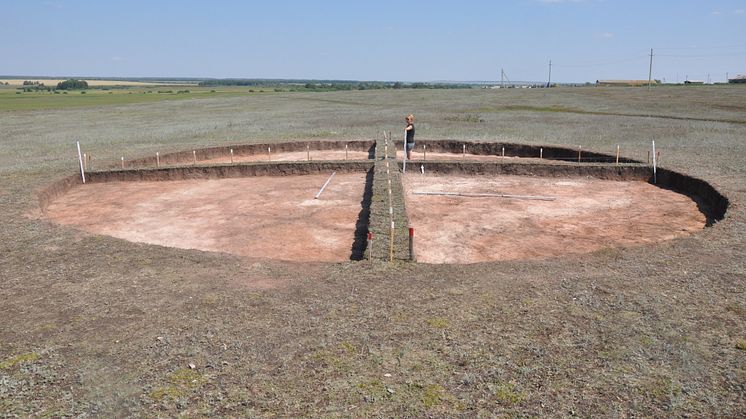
[647,48,654,91]
[500,68,505,88]
[547,60,552,88]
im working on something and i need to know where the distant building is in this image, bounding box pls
[728,75,746,83]
[684,80,705,85]
[596,80,659,86]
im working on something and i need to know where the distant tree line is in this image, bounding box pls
[56,79,89,90]
[198,78,473,90]
[199,79,263,87]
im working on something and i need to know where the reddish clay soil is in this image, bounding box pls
[44,173,367,262]
[201,150,371,165]
[402,174,706,264]
[396,149,539,162]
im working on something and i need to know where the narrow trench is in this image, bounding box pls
[350,167,374,260]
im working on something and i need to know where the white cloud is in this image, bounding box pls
[735,9,745,14]
[112,56,123,62]
[711,10,722,15]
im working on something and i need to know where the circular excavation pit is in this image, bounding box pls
[402,173,706,264]
[39,139,727,265]
[45,170,372,263]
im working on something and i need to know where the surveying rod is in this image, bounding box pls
[403,130,407,173]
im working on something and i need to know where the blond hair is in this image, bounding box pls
[406,114,414,121]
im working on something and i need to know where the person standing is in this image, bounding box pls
[405,114,415,160]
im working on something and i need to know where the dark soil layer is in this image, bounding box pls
[127,140,376,168]
[401,139,639,163]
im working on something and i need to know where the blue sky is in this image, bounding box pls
[3,0,745,82]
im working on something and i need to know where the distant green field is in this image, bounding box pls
[0,86,272,111]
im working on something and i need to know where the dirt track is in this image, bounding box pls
[403,174,706,263]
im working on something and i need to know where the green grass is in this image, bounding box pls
[0,352,39,369]
[0,86,272,111]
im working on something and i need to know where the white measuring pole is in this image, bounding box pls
[402,130,407,173]
[616,145,620,165]
[76,141,86,184]
[314,171,337,199]
[652,140,657,184]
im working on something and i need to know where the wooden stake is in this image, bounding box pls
[268,147,271,161]
[502,147,505,157]
[193,150,197,165]
[408,227,414,261]
[540,148,543,159]
[652,141,657,184]
[307,144,310,161]
[615,145,620,165]
[423,144,426,161]
[577,146,582,163]
[156,152,160,167]
[463,144,466,158]
[389,221,395,262]
[345,144,348,160]
[121,156,125,169]
[230,148,234,164]
[83,153,87,171]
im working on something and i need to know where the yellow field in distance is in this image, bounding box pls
[0,79,192,86]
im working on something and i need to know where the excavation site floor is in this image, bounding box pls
[201,150,371,164]
[402,173,706,264]
[396,150,536,162]
[45,173,367,262]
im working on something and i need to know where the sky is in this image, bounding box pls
[2,0,745,83]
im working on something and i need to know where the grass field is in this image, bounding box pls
[1,86,744,416]
[0,86,277,111]
[0,78,165,87]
